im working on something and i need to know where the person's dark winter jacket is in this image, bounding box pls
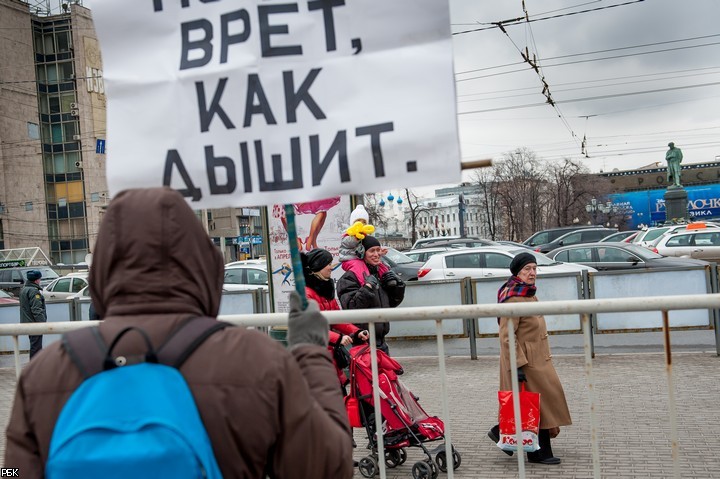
[336,260,405,353]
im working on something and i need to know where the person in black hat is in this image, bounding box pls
[336,235,405,354]
[19,270,47,359]
[487,252,572,465]
[301,248,369,388]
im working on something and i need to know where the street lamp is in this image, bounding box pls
[585,198,617,225]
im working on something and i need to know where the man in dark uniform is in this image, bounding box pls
[19,270,47,359]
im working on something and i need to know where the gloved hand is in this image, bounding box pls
[381,271,400,288]
[517,367,527,383]
[364,274,380,290]
[287,292,328,348]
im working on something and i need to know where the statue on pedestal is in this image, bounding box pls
[665,142,683,187]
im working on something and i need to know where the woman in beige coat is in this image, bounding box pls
[488,252,572,465]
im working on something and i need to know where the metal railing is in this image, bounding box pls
[1,293,719,478]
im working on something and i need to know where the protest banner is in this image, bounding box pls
[90,0,461,208]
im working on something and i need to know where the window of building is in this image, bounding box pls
[25,202,33,211]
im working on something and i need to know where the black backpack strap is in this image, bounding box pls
[63,327,108,380]
[156,317,231,369]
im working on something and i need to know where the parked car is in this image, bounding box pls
[412,235,464,249]
[381,247,424,282]
[547,242,710,271]
[225,259,267,267]
[532,227,618,254]
[653,229,720,262]
[417,246,594,281]
[495,240,533,249]
[631,226,674,248]
[645,222,720,248]
[0,266,59,297]
[523,225,595,248]
[224,262,268,291]
[411,236,497,250]
[598,231,638,243]
[417,238,499,250]
[402,247,452,264]
[0,289,18,304]
[68,285,92,300]
[42,273,89,300]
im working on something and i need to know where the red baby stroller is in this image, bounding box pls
[345,345,461,479]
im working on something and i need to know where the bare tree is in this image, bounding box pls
[493,148,548,241]
[547,158,591,226]
[473,168,500,240]
[402,188,430,245]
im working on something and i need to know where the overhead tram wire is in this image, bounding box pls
[455,33,720,77]
[458,81,720,115]
[457,70,720,104]
[452,0,646,36]
[456,66,720,99]
[456,41,720,83]
[489,1,582,152]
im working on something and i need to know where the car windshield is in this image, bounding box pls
[384,247,415,264]
[642,227,670,242]
[508,249,557,266]
[0,290,12,298]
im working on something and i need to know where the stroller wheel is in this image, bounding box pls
[397,448,408,466]
[435,447,461,472]
[384,449,401,469]
[358,456,378,478]
[425,459,439,479]
[411,461,432,479]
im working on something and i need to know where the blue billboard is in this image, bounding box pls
[610,184,720,228]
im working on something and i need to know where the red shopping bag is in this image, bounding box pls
[345,396,362,428]
[497,383,540,452]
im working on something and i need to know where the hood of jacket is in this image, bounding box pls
[88,188,224,318]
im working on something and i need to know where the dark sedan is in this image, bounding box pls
[381,247,424,281]
[547,242,710,271]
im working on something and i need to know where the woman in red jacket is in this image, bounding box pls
[301,249,369,388]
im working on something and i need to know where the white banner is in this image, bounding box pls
[89,0,461,208]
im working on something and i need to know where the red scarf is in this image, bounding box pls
[498,276,536,303]
[497,276,536,322]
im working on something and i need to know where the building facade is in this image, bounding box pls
[0,0,107,264]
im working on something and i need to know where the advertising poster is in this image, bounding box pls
[268,196,351,312]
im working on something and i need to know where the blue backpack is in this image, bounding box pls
[46,318,229,479]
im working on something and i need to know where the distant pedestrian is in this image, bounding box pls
[488,252,572,465]
[337,236,405,355]
[19,270,46,359]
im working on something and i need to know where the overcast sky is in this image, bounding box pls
[451,0,720,174]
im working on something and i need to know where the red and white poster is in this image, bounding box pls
[268,196,351,312]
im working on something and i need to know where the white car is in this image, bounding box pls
[653,229,720,262]
[42,273,89,300]
[403,247,452,264]
[224,263,268,291]
[417,246,594,281]
[67,285,92,300]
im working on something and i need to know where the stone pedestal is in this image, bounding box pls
[664,187,689,223]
